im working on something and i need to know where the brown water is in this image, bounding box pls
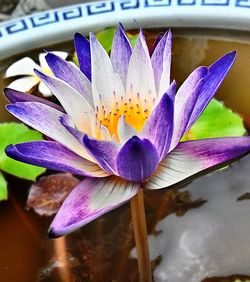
[0,30,250,282]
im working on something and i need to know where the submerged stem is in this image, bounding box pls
[54,237,71,282]
[130,189,152,282]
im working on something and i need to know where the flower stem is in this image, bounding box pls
[130,189,152,282]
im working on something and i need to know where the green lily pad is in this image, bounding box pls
[182,99,246,141]
[0,123,46,181]
[0,172,7,201]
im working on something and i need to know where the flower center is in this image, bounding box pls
[95,93,154,140]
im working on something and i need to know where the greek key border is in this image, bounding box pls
[0,0,249,38]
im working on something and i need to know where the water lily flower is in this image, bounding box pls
[4,25,250,238]
[5,51,68,97]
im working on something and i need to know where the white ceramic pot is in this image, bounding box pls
[0,0,249,60]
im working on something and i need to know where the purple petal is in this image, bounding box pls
[4,88,64,112]
[45,53,93,107]
[150,32,164,56]
[6,141,108,177]
[170,66,208,151]
[151,31,172,97]
[110,24,132,86]
[144,136,250,190]
[59,114,85,144]
[6,102,90,159]
[187,51,236,129]
[74,33,91,81]
[141,83,175,160]
[117,136,159,182]
[35,69,94,134]
[49,176,140,237]
[83,135,119,174]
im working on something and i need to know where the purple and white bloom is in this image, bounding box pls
[4,25,250,238]
[5,51,68,97]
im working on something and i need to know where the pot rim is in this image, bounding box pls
[0,0,249,60]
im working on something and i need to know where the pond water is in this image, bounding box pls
[0,29,250,282]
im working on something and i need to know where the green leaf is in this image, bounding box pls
[127,33,138,48]
[182,99,246,141]
[0,123,46,181]
[72,52,79,66]
[96,27,116,53]
[0,172,7,201]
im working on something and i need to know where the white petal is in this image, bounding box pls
[100,126,112,141]
[144,137,250,190]
[39,51,68,69]
[158,33,172,99]
[35,70,94,135]
[126,31,156,103]
[118,115,137,143]
[7,76,38,92]
[90,33,125,111]
[38,81,52,97]
[6,57,39,77]
[49,176,140,237]
[144,150,201,190]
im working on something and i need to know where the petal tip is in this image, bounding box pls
[74,32,89,45]
[74,32,82,39]
[34,68,49,82]
[89,32,95,41]
[5,103,15,112]
[229,50,237,57]
[118,22,125,32]
[3,87,17,102]
[45,52,54,60]
[48,227,61,239]
[5,144,15,157]
[33,68,42,77]
[228,50,237,62]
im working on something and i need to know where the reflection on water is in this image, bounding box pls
[0,31,250,281]
[171,35,250,118]
[148,155,250,282]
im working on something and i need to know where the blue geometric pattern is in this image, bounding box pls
[178,0,196,5]
[120,0,140,9]
[60,7,83,20]
[145,0,171,7]
[0,0,248,39]
[87,2,114,15]
[201,0,229,6]
[30,12,59,27]
[235,0,250,7]
[5,20,28,35]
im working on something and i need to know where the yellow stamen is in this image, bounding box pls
[95,93,153,140]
